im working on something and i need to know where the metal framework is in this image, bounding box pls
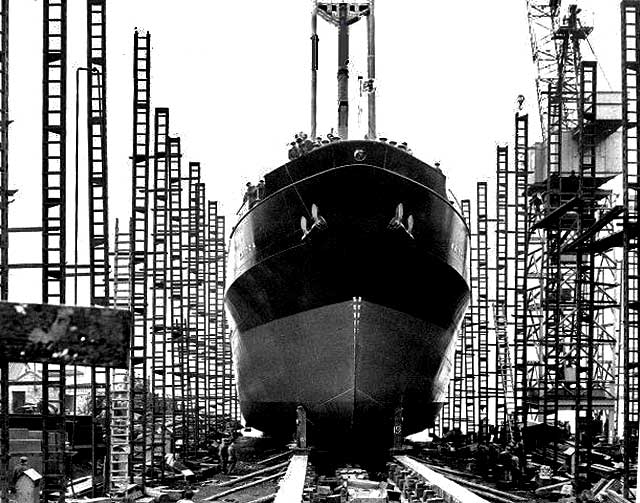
[521,8,618,488]
[42,1,68,500]
[513,113,530,427]
[572,59,597,485]
[86,0,109,307]
[129,29,151,484]
[0,0,8,301]
[494,145,512,431]
[522,5,585,470]
[110,219,132,492]
[184,161,201,455]
[0,1,8,500]
[526,0,560,141]
[207,202,238,424]
[0,360,7,503]
[86,1,111,492]
[195,182,207,441]
[168,136,185,451]
[475,182,489,437]
[150,107,170,480]
[206,201,221,427]
[450,316,465,431]
[314,1,372,140]
[461,199,476,434]
[494,145,517,442]
[621,1,640,494]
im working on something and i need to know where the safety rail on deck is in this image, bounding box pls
[392,455,490,503]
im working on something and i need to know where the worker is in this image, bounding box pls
[288,141,301,160]
[243,182,258,208]
[498,446,513,483]
[218,435,237,474]
[300,133,314,154]
[177,489,195,503]
[476,442,489,479]
[64,441,78,496]
[11,456,29,491]
[511,450,522,486]
[257,179,265,200]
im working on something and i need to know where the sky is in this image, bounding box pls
[4,0,623,305]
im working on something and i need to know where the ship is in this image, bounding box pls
[225,1,470,461]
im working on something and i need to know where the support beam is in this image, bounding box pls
[337,3,349,140]
[366,0,375,139]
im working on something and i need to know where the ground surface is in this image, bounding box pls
[194,435,288,503]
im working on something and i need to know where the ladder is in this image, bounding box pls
[129,30,151,484]
[87,2,111,493]
[185,162,201,454]
[460,200,476,433]
[195,184,208,438]
[168,137,185,450]
[149,107,170,480]
[109,220,132,492]
[476,182,489,435]
[493,302,516,442]
[621,3,640,495]
[42,2,68,500]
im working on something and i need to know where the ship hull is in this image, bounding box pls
[233,299,455,452]
[226,141,470,455]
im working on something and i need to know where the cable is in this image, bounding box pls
[585,37,613,91]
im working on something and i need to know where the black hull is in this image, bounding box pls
[226,141,470,454]
[232,300,454,452]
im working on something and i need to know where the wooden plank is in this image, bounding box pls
[394,456,490,503]
[273,454,308,503]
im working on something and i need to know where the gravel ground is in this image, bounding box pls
[194,435,288,503]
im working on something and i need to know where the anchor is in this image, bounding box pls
[387,203,414,239]
[301,203,328,240]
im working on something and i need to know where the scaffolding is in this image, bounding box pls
[207,202,237,424]
[206,202,221,426]
[0,361,6,503]
[129,29,151,485]
[86,0,111,492]
[0,0,8,302]
[621,1,640,494]
[195,182,207,442]
[476,182,489,438]
[461,199,476,434]
[450,315,465,432]
[0,0,8,500]
[184,161,201,455]
[110,220,132,493]
[513,113,529,427]
[150,107,170,480]
[42,1,68,500]
[494,145,511,430]
[168,136,185,451]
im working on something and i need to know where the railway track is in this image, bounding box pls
[197,451,307,503]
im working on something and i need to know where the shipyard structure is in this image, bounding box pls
[0,1,638,503]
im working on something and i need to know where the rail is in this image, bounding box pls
[273,454,308,503]
[393,455,490,503]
